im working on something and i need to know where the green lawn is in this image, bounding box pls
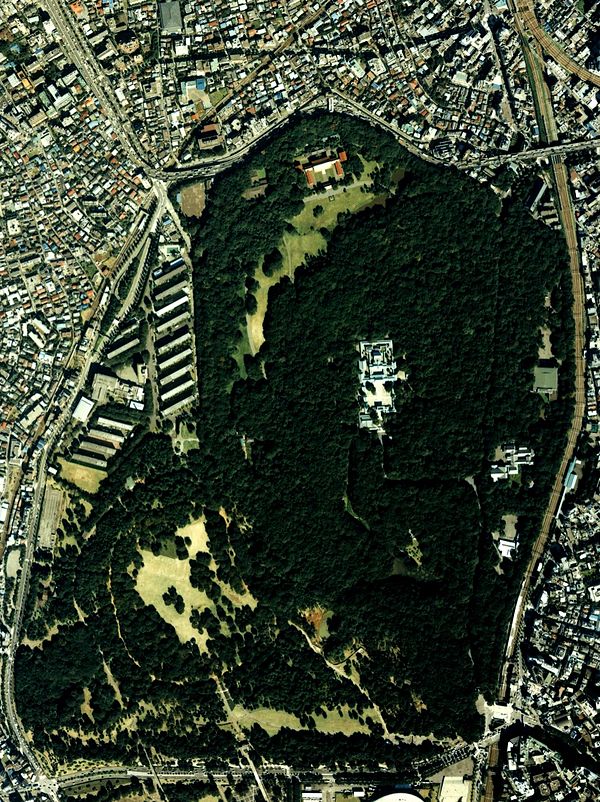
[242,157,384,357]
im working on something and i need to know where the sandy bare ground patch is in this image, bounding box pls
[58,457,106,494]
[180,182,206,218]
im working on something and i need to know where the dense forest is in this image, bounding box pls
[15,112,574,769]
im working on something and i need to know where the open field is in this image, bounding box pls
[314,704,372,735]
[58,457,106,494]
[135,548,212,651]
[180,182,206,218]
[228,702,372,736]
[244,158,383,355]
[177,516,212,556]
[229,704,301,735]
[134,516,254,649]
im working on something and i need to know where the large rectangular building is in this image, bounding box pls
[357,340,397,434]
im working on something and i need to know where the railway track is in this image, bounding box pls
[498,2,587,703]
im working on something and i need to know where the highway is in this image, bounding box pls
[40,0,154,171]
[498,0,587,701]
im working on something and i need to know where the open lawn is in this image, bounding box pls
[135,516,255,649]
[230,704,301,735]
[177,516,212,556]
[58,458,106,494]
[228,702,371,737]
[135,549,212,651]
[313,704,373,735]
[244,157,384,355]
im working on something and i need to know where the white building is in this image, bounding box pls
[357,339,398,434]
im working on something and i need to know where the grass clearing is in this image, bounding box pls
[134,549,212,651]
[243,157,385,356]
[313,704,372,735]
[177,516,212,556]
[103,660,124,708]
[80,687,94,722]
[230,705,301,734]
[134,516,255,649]
[58,457,106,494]
[228,703,371,736]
